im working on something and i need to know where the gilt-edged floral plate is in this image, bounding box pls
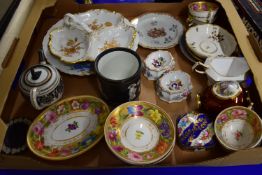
[185,24,237,59]
[87,25,138,61]
[49,26,90,64]
[43,20,94,76]
[27,96,110,160]
[131,13,183,49]
[104,101,175,165]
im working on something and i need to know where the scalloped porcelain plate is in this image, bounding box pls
[87,25,138,61]
[49,27,90,64]
[185,24,237,59]
[104,101,175,165]
[64,9,126,32]
[42,9,137,76]
[27,96,110,160]
[131,13,183,49]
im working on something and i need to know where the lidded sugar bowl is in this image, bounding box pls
[19,50,64,110]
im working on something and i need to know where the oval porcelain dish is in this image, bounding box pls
[185,24,237,59]
[131,13,184,49]
[215,106,262,151]
[104,101,175,165]
[144,50,175,80]
[157,70,193,103]
[49,27,90,64]
[177,112,216,150]
[87,25,138,61]
[27,96,110,160]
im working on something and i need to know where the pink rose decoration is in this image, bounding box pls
[32,122,44,136]
[44,111,57,123]
[127,152,143,161]
[113,146,124,152]
[71,100,80,110]
[231,109,247,119]
[218,114,228,123]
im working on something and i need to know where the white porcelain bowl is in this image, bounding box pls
[186,24,237,59]
[144,50,175,80]
[215,106,262,151]
[157,70,193,103]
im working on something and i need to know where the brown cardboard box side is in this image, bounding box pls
[0,0,262,169]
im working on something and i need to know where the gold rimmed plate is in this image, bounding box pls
[27,95,110,160]
[104,101,175,165]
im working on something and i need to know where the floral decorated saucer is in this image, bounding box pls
[186,24,237,59]
[215,106,262,151]
[63,9,126,32]
[49,27,90,64]
[104,101,175,165]
[131,13,183,49]
[87,25,138,61]
[27,96,110,160]
[144,50,175,80]
[157,70,193,103]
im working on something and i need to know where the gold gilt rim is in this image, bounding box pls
[104,100,176,165]
[188,1,219,12]
[185,24,237,58]
[211,81,243,100]
[48,27,94,64]
[131,12,184,50]
[27,95,110,161]
[214,106,262,151]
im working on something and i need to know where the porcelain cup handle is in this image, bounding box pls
[30,87,43,110]
[192,62,209,74]
[64,13,92,33]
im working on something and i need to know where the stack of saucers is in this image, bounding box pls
[104,101,175,165]
[180,24,237,64]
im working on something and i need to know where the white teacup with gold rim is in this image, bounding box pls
[215,106,262,151]
[188,1,219,24]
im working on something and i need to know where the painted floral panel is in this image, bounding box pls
[28,97,109,159]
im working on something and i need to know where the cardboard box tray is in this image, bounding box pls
[1,0,262,169]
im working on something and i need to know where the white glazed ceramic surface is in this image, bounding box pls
[157,71,193,103]
[97,50,140,80]
[49,27,90,64]
[42,10,138,76]
[132,13,183,49]
[64,9,125,32]
[193,56,250,82]
[88,25,138,61]
[144,50,175,80]
[186,24,237,58]
[188,1,219,23]
[215,106,262,151]
[120,117,160,153]
[43,20,94,76]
